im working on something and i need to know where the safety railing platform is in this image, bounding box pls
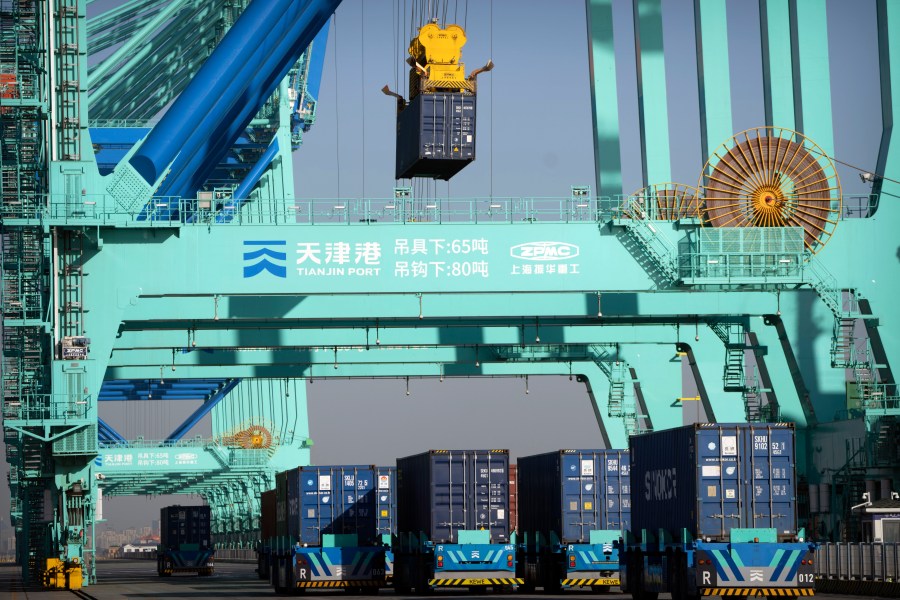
[816,543,900,596]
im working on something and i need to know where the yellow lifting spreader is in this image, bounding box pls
[383,20,493,109]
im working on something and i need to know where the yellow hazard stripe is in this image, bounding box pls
[295,580,384,588]
[701,589,814,597]
[427,578,523,586]
[561,578,621,586]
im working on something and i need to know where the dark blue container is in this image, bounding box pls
[395,92,476,180]
[282,465,378,546]
[397,449,509,543]
[160,505,211,550]
[518,449,631,544]
[630,423,797,542]
[375,466,397,540]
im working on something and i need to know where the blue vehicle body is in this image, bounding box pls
[559,535,622,590]
[271,541,386,590]
[623,424,816,598]
[156,546,215,576]
[621,530,816,598]
[270,465,389,592]
[394,450,521,591]
[394,531,519,591]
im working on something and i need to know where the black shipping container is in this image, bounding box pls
[260,489,276,541]
[518,449,630,545]
[160,505,211,549]
[630,423,798,542]
[395,92,476,180]
[397,449,509,543]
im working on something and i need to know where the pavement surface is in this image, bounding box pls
[0,561,882,600]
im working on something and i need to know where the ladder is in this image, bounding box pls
[619,200,680,283]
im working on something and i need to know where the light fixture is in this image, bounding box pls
[405,377,410,396]
[597,291,602,317]
[535,317,540,343]
[695,321,700,342]
[375,320,380,345]
[859,172,879,184]
[439,364,444,383]
[418,293,424,319]
[334,347,338,369]
[525,375,530,395]
[475,345,480,368]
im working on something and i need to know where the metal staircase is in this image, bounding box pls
[709,322,778,422]
[617,199,680,283]
[587,344,647,436]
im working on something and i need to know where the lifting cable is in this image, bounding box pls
[332,12,341,199]
[489,0,493,199]
[361,0,366,198]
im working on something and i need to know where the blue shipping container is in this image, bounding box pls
[518,449,630,545]
[395,92,476,180]
[283,465,379,546]
[397,449,509,543]
[375,466,397,540]
[630,423,797,541]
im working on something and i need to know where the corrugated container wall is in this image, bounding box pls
[282,465,379,546]
[509,464,518,534]
[630,423,797,542]
[395,92,476,180]
[397,449,509,543]
[375,466,397,539]
[160,505,211,549]
[518,450,630,545]
[275,469,289,539]
[260,489,276,541]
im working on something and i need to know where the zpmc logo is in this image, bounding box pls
[510,241,579,261]
[243,240,286,278]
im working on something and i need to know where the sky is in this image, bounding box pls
[1,0,887,536]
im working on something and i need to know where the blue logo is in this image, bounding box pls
[95,456,103,467]
[243,240,287,278]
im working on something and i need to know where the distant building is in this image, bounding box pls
[122,542,156,555]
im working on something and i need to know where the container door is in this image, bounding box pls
[471,451,509,542]
[300,469,332,544]
[431,452,466,542]
[745,426,795,535]
[375,467,396,539]
[697,427,743,538]
[452,95,475,158]
[421,95,447,159]
[604,451,630,531]
[561,452,594,542]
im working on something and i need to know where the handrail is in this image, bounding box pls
[3,394,92,421]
